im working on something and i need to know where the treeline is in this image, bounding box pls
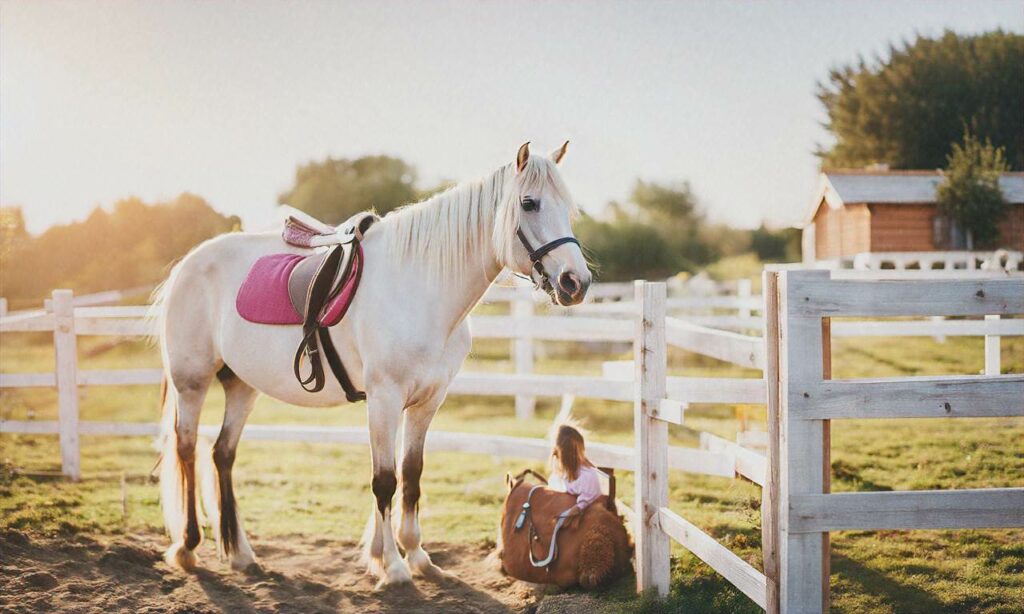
[0,194,239,306]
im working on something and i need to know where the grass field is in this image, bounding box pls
[1,320,1022,613]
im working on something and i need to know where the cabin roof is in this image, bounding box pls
[803,170,1024,226]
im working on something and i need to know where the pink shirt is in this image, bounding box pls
[560,465,605,511]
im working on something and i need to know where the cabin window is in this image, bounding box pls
[932,215,971,250]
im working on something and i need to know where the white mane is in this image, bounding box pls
[377,155,578,281]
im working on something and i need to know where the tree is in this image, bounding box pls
[0,195,239,303]
[817,30,1024,170]
[936,132,1009,248]
[278,155,419,224]
[574,215,682,281]
[0,207,28,260]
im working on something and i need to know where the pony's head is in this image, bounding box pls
[495,142,592,306]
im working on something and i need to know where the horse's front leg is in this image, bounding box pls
[397,391,451,581]
[364,386,413,588]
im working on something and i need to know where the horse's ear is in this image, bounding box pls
[516,142,530,173]
[551,140,569,165]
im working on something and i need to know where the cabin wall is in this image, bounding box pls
[813,201,838,259]
[998,203,1024,251]
[813,201,871,259]
[868,203,934,251]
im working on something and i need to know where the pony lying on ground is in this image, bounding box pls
[498,469,633,588]
[152,142,592,587]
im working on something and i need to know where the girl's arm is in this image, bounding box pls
[569,468,603,511]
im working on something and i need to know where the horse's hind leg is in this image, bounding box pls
[161,372,213,571]
[202,369,259,570]
[397,392,450,581]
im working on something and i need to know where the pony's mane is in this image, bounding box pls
[376,155,577,281]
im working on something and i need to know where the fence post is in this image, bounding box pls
[762,270,782,614]
[633,280,670,596]
[985,314,1001,375]
[513,287,536,420]
[52,289,81,481]
[777,270,829,613]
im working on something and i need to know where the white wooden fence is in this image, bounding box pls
[2,272,1021,612]
[766,270,1024,613]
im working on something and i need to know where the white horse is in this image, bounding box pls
[154,142,591,587]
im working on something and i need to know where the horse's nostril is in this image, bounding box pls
[559,272,581,296]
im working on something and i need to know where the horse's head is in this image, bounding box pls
[499,142,592,306]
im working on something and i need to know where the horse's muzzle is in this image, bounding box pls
[555,271,589,306]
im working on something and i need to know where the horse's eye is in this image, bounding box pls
[521,197,539,212]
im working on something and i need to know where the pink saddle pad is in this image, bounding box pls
[236,248,363,326]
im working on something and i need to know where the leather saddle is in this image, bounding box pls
[235,210,378,402]
[285,212,378,402]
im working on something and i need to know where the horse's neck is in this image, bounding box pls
[432,223,504,333]
[383,169,509,333]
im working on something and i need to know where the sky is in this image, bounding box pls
[2,1,1022,234]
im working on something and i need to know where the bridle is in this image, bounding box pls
[515,227,580,291]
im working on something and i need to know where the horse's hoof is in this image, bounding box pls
[374,560,413,589]
[233,558,260,573]
[164,542,199,572]
[407,548,454,583]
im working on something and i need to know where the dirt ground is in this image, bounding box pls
[0,529,545,613]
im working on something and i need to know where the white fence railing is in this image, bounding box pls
[767,270,1024,613]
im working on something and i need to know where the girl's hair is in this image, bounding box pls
[550,424,593,482]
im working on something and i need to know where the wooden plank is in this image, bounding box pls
[470,314,633,341]
[603,360,632,381]
[985,314,1001,375]
[699,432,768,486]
[512,295,536,420]
[777,270,827,614]
[77,369,164,386]
[0,312,54,332]
[831,269,1024,280]
[634,281,671,596]
[73,305,151,318]
[792,375,1024,419]
[666,446,736,478]
[665,317,765,370]
[761,270,781,614]
[52,290,81,481]
[448,372,632,402]
[788,277,1024,318]
[820,318,832,613]
[653,399,685,425]
[667,295,763,311]
[830,317,1024,338]
[789,488,1024,532]
[0,373,57,388]
[73,317,153,336]
[658,507,768,610]
[666,376,767,405]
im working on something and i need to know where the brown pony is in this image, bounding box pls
[498,469,633,588]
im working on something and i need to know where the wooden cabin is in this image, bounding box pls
[801,170,1024,268]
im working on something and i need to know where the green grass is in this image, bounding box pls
[1,329,1022,613]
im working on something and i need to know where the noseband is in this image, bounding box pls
[516,228,580,288]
